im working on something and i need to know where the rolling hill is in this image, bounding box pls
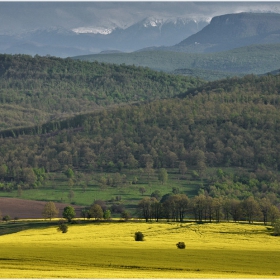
[1,73,280,174]
[73,43,280,80]
[0,54,203,130]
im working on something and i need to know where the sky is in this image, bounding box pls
[1,1,280,34]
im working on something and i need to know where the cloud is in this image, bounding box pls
[0,2,280,34]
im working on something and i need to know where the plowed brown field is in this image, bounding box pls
[0,197,82,219]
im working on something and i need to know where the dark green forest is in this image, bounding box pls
[0,54,280,222]
[2,74,280,171]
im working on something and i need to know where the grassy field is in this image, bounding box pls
[0,221,279,278]
[0,169,201,216]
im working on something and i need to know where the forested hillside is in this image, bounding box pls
[0,54,202,130]
[1,74,280,205]
[2,73,280,169]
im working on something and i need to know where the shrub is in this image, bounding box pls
[57,220,68,233]
[2,215,11,222]
[135,231,144,241]
[176,242,186,249]
[58,223,68,233]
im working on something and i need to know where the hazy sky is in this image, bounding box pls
[1,1,280,34]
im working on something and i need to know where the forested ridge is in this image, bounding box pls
[1,73,280,199]
[74,43,280,79]
[2,73,280,171]
[0,54,202,130]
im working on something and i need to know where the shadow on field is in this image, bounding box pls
[0,221,57,236]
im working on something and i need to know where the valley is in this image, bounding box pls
[1,8,280,278]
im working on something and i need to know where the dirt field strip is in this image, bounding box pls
[0,197,82,219]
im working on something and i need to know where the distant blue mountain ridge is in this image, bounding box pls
[0,17,208,58]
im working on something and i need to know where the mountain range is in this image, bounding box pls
[169,12,280,53]
[72,12,280,80]
[0,17,208,58]
[0,11,280,83]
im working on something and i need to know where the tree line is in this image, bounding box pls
[39,192,280,226]
[138,193,280,225]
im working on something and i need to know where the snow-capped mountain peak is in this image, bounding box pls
[140,17,211,29]
[0,16,209,57]
[143,18,164,28]
[72,26,116,35]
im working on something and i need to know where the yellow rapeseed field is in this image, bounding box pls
[0,221,280,278]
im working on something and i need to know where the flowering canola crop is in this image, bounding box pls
[0,221,279,278]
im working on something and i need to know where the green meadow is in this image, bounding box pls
[0,169,200,214]
[0,221,279,278]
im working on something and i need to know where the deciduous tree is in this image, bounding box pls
[242,196,261,224]
[103,209,111,220]
[158,168,168,185]
[89,204,103,220]
[62,206,76,222]
[151,190,162,201]
[138,197,157,222]
[42,201,59,221]
[22,167,37,186]
[178,161,187,175]
[139,186,146,196]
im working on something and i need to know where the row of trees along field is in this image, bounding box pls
[0,54,203,129]
[39,193,280,225]
[137,194,280,225]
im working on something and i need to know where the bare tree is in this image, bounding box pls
[42,201,59,221]
[139,186,146,196]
